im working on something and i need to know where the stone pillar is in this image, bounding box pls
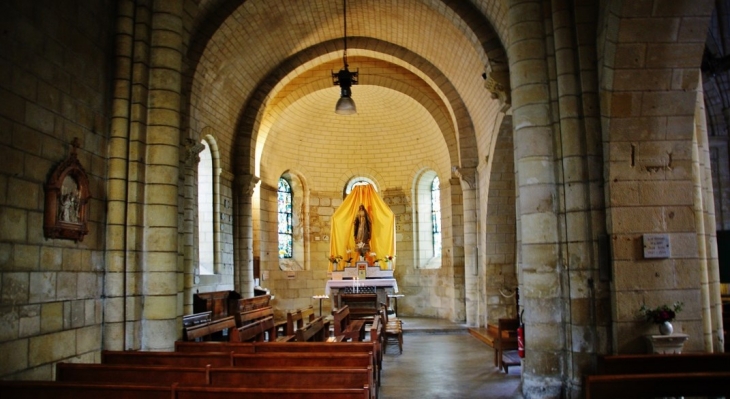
[508,0,564,396]
[139,0,184,350]
[105,0,134,351]
[235,174,259,297]
[550,0,607,394]
[457,167,478,326]
[694,88,724,351]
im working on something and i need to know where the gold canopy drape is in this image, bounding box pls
[329,185,395,271]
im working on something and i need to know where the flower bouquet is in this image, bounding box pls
[639,301,683,335]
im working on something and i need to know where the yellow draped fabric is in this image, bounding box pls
[329,185,395,271]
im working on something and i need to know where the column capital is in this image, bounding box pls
[182,138,205,166]
[235,174,260,196]
[452,166,477,189]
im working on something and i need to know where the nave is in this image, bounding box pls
[379,318,522,399]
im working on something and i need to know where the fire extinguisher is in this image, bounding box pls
[517,309,525,358]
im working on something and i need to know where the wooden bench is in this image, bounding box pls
[295,316,329,342]
[102,350,234,367]
[340,293,378,321]
[232,352,374,369]
[0,381,371,399]
[467,317,518,369]
[231,316,281,342]
[584,352,730,398]
[175,340,381,381]
[286,305,316,335]
[183,315,237,342]
[596,352,730,374]
[585,372,730,399]
[56,363,375,399]
[333,305,367,341]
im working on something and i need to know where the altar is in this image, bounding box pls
[326,278,399,309]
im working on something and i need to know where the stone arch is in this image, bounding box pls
[232,38,477,177]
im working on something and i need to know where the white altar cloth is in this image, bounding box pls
[325,278,398,295]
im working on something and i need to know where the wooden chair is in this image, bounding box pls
[379,306,402,354]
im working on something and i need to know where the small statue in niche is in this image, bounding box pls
[58,176,81,223]
[354,204,371,259]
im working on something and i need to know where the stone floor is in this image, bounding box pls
[378,317,524,399]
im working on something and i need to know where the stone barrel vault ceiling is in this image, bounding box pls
[186,0,509,179]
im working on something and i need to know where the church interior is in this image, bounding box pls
[1,0,730,397]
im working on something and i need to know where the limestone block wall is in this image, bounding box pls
[0,0,115,379]
[599,0,717,354]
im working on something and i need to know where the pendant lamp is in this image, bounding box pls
[332,0,358,115]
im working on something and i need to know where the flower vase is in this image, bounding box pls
[659,321,673,335]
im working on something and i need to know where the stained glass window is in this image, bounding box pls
[431,176,442,257]
[278,178,292,258]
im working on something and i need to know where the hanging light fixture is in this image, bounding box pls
[332,0,358,115]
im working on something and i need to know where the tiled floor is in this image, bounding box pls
[378,317,523,399]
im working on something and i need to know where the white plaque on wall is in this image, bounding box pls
[643,234,670,259]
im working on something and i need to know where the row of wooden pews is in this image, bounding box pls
[0,297,390,399]
[585,353,730,398]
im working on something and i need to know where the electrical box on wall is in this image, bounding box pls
[643,234,670,259]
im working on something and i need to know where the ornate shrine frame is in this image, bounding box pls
[44,138,90,242]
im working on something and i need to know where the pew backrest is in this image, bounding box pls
[0,381,371,399]
[295,316,327,342]
[183,316,236,342]
[231,316,276,342]
[332,305,352,335]
[102,350,233,367]
[596,353,730,374]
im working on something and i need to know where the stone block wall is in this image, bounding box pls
[0,0,115,379]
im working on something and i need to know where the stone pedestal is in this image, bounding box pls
[644,333,689,354]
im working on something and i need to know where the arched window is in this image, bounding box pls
[197,140,214,275]
[431,176,442,258]
[278,177,293,258]
[414,170,441,268]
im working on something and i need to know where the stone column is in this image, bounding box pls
[235,174,259,297]
[105,0,138,351]
[139,0,184,350]
[694,88,724,351]
[457,167,478,326]
[508,0,564,396]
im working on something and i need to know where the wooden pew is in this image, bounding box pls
[333,305,366,341]
[584,353,730,399]
[102,350,372,370]
[183,316,236,342]
[339,293,378,321]
[585,372,730,399]
[596,352,730,374]
[230,316,279,342]
[286,305,315,335]
[175,340,381,382]
[0,381,371,399]
[102,350,233,367]
[175,340,256,353]
[295,316,328,342]
[56,363,375,399]
[467,317,518,368]
[231,352,373,369]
